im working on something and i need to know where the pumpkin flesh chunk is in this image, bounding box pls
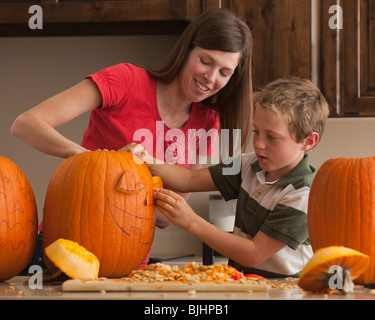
[152,176,163,190]
[45,239,100,280]
[298,246,370,293]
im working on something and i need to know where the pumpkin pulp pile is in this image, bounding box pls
[126,262,262,283]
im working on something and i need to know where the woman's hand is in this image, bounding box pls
[119,143,154,165]
[153,188,197,231]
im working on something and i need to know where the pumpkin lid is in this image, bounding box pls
[45,239,100,280]
[298,246,370,293]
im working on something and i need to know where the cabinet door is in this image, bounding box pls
[0,0,224,35]
[321,0,375,116]
[230,0,312,89]
[0,0,185,23]
[0,0,224,23]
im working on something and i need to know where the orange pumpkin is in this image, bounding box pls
[42,151,155,278]
[308,157,375,284]
[0,156,38,281]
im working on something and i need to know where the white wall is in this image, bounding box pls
[309,117,375,167]
[1,36,375,258]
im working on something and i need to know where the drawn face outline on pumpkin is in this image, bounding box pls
[106,197,154,245]
[117,171,145,194]
[0,174,11,202]
[0,171,36,248]
[107,167,154,245]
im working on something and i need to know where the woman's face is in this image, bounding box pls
[177,46,241,103]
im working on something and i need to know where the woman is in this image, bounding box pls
[11,8,253,268]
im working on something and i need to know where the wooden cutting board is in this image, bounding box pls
[62,278,269,292]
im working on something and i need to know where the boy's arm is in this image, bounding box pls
[190,220,286,267]
[154,188,286,267]
[121,143,218,193]
[148,162,217,192]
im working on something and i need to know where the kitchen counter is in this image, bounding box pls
[1,276,375,300]
[0,277,375,300]
[1,256,375,301]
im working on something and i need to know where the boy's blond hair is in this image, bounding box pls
[254,78,330,146]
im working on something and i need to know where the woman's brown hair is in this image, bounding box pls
[146,9,253,154]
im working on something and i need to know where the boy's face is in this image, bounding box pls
[252,106,306,181]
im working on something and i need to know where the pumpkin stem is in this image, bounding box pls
[317,268,355,295]
[339,268,355,294]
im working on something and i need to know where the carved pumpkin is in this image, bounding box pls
[42,151,155,278]
[308,157,375,284]
[0,156,38,281]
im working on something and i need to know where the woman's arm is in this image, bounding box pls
[11,79,102,158]
[122,143,218,193]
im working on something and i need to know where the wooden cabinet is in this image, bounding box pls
[321,0,375,116]
[1,0,374,116]
[233,0,375,117]
[229,0,312,89]
[0,0,198,23]
[0,0,223,36]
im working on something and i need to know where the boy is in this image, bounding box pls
[125,77,330,278]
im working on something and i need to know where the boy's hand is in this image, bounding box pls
[119,143,154,164]
[153,188,197,231]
